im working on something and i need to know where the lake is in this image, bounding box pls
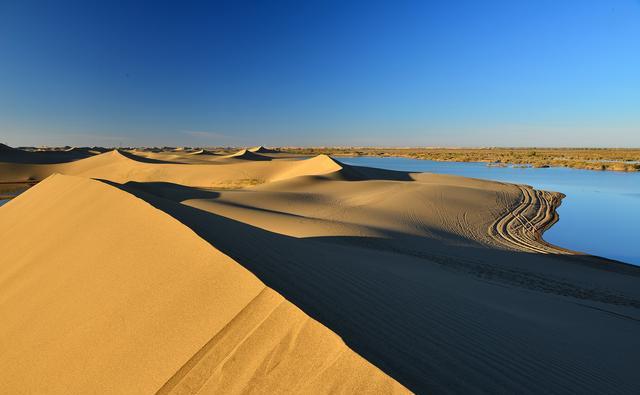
[340,157,640,266]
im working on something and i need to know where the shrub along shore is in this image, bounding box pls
[281,147,640,172]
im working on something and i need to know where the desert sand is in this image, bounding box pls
[1,144,639,394]
[0,173,407,394]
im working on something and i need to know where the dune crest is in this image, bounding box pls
[188,149,218,156]
[224,149,271,161]
[270,154,343,182]
[249,145,278,154]
[0,174,407,394]
[0,143,95,164]
[0,143,18,152]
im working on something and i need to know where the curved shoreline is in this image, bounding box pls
[488,184,575,255]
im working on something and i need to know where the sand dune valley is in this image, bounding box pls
[1,143,640,394]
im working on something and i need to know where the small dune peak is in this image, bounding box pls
[189,149,218,156]
[0,143,17,152]
[308,154,344,170]
[111,148,128,158]
[83,149,127,163]
[231,149,249,157]
[269,154,344,182]
[248,146,278,154]
[226,149,271,161]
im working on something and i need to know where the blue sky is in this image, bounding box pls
[1,0,639,147]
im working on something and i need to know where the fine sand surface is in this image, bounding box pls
[0,174,407,394]
[1,145,640,394]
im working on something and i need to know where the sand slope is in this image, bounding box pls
[0,174,407,394]
[109,159,640,393]
[248,146,278,154]
[224,149,272,161]
[0,150,341,187]
[2,148,640,393]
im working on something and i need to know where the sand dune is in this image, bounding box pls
[249,145,279,154]
[1,147,639,393]
[223,149,272,161]
[0,149,346,187]
[111,155,640,393]
[188,149,219,156]
[0,174,407,394]
[0,143,95,164]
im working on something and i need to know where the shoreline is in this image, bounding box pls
[335,153,640,172]
[281,148,640,172]
[488,184,573,255]
[490,183,640,272]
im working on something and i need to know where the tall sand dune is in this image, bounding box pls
[0,174,407,394]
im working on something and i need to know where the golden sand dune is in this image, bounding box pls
[2,147,640,393]
[104,156,640,393]
[248,145,279,154]
[0,149,348,187]
[222,149,272,161]
[0,174,407,394]
[187,148,219,156]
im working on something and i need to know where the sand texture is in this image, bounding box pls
[1,145,640,394]
[0,174,407,394]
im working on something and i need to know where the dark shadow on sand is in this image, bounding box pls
[99,179,640,394]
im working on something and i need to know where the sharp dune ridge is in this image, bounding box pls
[0,142,95,164]
[0,174,408,394]
[248,145,279,154]
[108,174,640,393]
[0,149,352,188]
[1,146,640,393]
[187,149,219,156]
[224,149,272,161]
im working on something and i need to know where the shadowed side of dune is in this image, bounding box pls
[0,175,408,394]
[109,178,640,394]
[188,149,220,156]
[224,149,272,161]
[249,145,279,154]
[117,149,182,163]
[0,143,95,164]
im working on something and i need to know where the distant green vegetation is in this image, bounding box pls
[281,147,640,172]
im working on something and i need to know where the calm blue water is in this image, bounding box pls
[0,199,9,207]
[340,157,640,265]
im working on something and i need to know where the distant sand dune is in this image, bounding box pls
[0,149,347,188]
[248,145,279,154]
[223,149,272,161]
[0,143,95,164]
[188,149,219,156]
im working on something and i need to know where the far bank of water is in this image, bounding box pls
[340,157,640,266]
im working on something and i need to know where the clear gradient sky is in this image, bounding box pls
[1,0,639,147]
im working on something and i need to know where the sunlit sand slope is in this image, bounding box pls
[0,150,340,187]
[0,174,407,394]
[125,161,640,394]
